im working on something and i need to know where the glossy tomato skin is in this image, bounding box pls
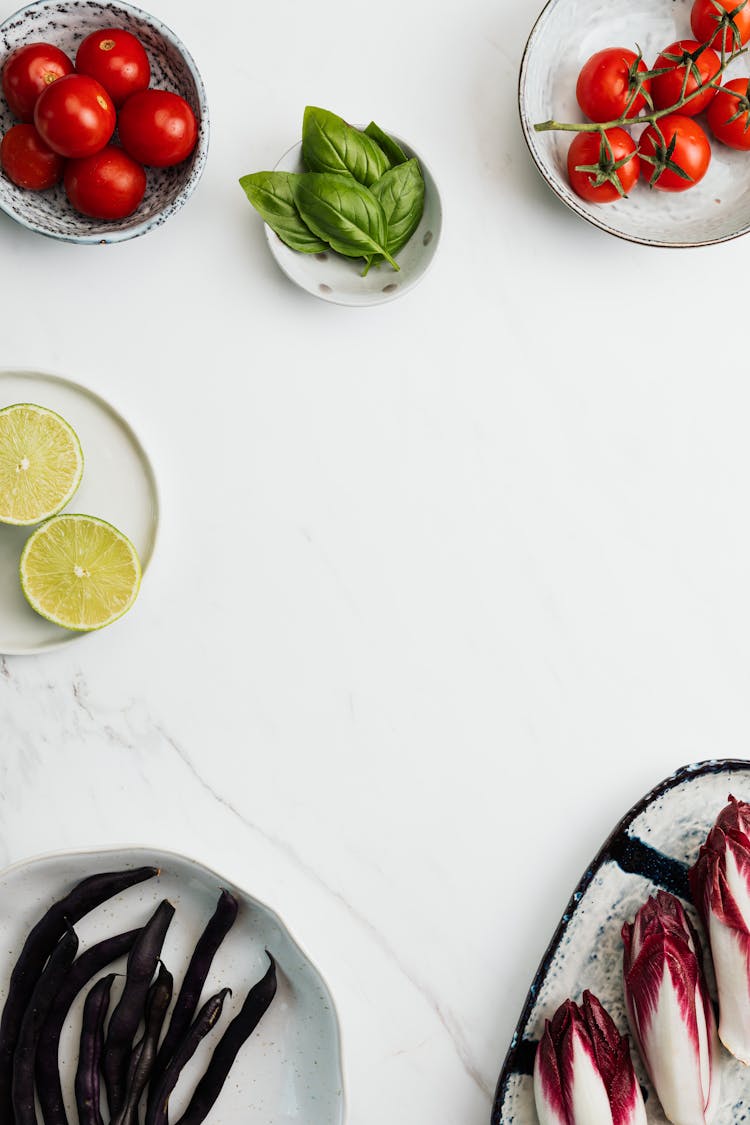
[567,127,640,203]
[651,40,720,115]
[34,73,115,158]
[75,28,150,107]
[639,114,711,191]
[576,48,652,121]
[1,42,73,122]
[64,145,146,218]
[707,78,750,147]
[117,89,198,167]
[0,123,64,189]
[691,0,750,51]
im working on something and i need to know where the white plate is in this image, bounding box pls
[266,131,442,307]
[0,369,158,656]
[0,846,345,1125]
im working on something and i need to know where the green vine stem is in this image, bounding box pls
[534,41,747,135]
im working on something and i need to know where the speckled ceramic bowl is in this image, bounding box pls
[520,0,750,246]
[0,0,208,242]
[264,131,442,307]
[493,760,750,1125]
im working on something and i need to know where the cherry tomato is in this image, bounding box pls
[75,28,150,107]
[639,115,711,191]
[117,89,198,167]
[707,78,750,148]
[34,73,115,158]
[651,40,720,115]
[576,47,652,121]
[691,0,750,52]
[64,145,146,218]
[1,42,73,122]
[567,127,640,203]
[0,123,64,189]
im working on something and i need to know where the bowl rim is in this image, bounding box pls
[0,0,210,244]
[517,0,750,249]
[264,126,443,307]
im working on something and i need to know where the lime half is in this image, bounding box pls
[0,403,84,525]
[20,514,142,631]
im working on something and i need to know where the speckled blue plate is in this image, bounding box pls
[492,760,750,1125]
[0,0,208,242]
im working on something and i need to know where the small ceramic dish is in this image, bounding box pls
[0,0,208,243]
[519,0,750,246]
[0,846,345,1125]
[492,759,750,1125]
[266,131,442,307]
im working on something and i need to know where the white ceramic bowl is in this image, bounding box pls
[0,0,209,243]
[265,130,442,307]
[0,846,346,1125]
[519,0,750,246]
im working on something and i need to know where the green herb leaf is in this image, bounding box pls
[363,122,408,167]
[239,171,327,253]
[371,157,425,255]
[293,173,399,270]
[302,106,390,187]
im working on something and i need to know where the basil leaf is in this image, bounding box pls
[239,171,327,253]
[371,158,425,256]
[293,173,399,270]
[302,106,390,188]
[364,122,408,167]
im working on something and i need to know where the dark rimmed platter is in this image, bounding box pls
[492,760,750,1124]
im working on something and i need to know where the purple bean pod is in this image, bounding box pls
[151,888,238,1100]
[175,953,277,1125]
[12,926,79,1125]
[0,865,158,1122]
[112,961,173,1125]
[74,975,114,1125]
[36,928,141,1125]
[103,899,174,1116]
[145,987,231,1125]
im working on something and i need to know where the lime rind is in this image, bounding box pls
[0,402,84,526]
[19,513,142,632]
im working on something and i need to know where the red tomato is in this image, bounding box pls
[576,47,652,121]
[34,73,115,158]
[75,28,150,107]
[651,40,720,115]
[64,145,146,218]
[567,127,640,203]
[691,0,750,51]
[639,114,711,191]
[1,42,73,122]
[0,123,64,189]
[117,89,198,167]
[707,78,750,147]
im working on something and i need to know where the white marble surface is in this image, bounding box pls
[3,0,750,1123]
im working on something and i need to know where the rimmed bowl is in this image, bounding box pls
[519,0,750,246]
[265,130,442,307]
[0,0,209,243]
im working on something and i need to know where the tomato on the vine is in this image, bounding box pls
[567,127,640,203]
[0,123,64,189]
[64,145,146,218]
[651,40,720,115]
[34,73,115,158]
[707,78,750,147]
[1,42,73,122]
[691,0,750,52]
[117,89,198,167]
[639,114,711,191]
[75,28,150,107]
[576,47,652,122]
